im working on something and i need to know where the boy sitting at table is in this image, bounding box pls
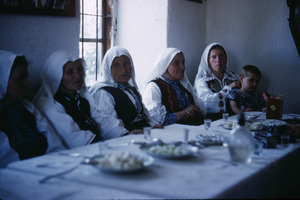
[227,65,266,114]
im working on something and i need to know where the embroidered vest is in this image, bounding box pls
[152,78,202,125]
[55,91,100,141]
[152,78,194,112]
[101,86,149,131]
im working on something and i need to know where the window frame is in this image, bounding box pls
[79,0,113,83]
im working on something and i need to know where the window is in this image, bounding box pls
[79,0,113,86]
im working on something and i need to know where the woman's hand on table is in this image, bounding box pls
[177,105,201,121]
[129,129,143,134]
[152,124,164,129]
[245,108,254,112]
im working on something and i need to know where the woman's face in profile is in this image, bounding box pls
[208,49,227,74]
[166,53,185,81]
[60,60,84,94]
[111,55,132,84]
[6,65,29,103]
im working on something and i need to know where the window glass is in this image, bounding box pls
[80,0,109,86]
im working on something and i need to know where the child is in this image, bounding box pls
[227,65,266,114]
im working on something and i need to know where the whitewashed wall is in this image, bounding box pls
[205,0,300,113]
[115,0,168,90]
[167,0,206,84]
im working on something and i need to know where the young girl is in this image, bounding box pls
[227,65,266,114]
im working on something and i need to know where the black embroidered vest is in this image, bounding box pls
[101,86,149,131]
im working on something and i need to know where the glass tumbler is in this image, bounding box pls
[204,119,212,130]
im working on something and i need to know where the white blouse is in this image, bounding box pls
[194,71,238,113]
[92,88,157,132]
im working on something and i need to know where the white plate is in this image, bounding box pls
[85,153,154,173]
[250,119,287,127]
[197,134,228,146]
[219,122,264,131]
[140,143,198,159]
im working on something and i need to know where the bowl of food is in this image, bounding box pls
[140,141,198,159]
[85,151,153,173]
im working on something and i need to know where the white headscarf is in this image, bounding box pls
[143,48,191,89]
[194,42,230,81]
[89,46,138,95]
[0,50,20,99]
[34,50,92,103]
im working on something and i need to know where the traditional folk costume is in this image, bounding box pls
[193,42,239,113]
[33,51,121,147]
[89,47,156,135]
[142,48,205,126]
[0,50,66,168]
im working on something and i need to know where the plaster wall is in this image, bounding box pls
[115,0,168,89]
[167,0,207,85]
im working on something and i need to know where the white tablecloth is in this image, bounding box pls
[1,112,300,199]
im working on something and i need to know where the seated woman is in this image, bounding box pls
[142,48,205,126]
[89,47,162,135]
[33,50,122,148]
[0,50,66,168]
[194,42,240,117]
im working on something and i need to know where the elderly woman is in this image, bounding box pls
[0,50,66,168]
[33,50,122,148]
[142,48,205,126]
[89,47,162,136]
[194,42,240,115]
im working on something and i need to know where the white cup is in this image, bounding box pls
[204,119,212,130]
[143,127,152,140]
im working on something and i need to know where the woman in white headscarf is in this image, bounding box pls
[0,50,66,168]
[33,50,122,148]
[194,42,240,114]
[89,47,162,135]
[142,48,205,126]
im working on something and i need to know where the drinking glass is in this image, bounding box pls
[204,119,212,130]
[183,128,189,143]
[143,127,152,140]
[254,140,264,155]
[262,107,267,118]
[281,134,290,147]
[222,113,229,122]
